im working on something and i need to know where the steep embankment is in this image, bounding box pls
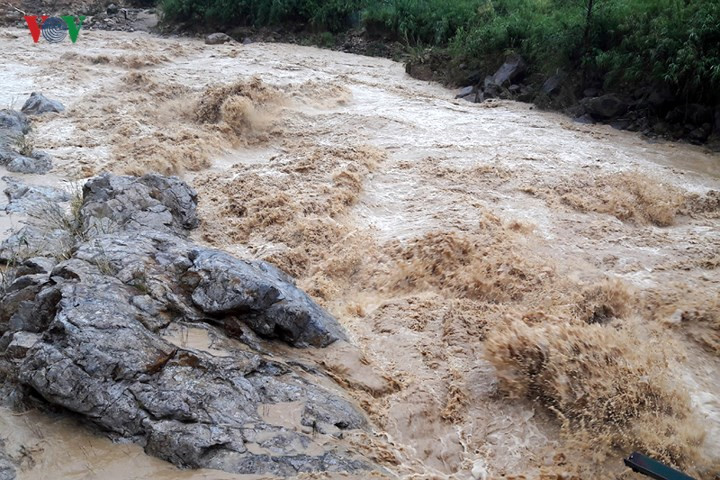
[0,27,719,479]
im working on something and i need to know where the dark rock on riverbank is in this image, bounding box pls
[581,94,629,119]
[0,173,370,476]
[490,54,526,87]
[449,59,720,147]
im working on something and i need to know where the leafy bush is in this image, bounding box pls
[363,0,485,45]
[590,0,720,103]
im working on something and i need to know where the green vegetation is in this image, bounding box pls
[160,0,720,104]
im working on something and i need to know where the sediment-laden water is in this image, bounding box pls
[1,27,718,479]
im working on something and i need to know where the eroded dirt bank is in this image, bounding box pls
[0,27,719,479]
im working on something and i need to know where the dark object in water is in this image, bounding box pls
[624,452,696,480]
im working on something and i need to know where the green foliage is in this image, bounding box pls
[161,0,365,32]
[363,0,485,45]
[590,0,720,103]
[160,0,720,103]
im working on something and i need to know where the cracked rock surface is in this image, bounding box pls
[0,173,368,477]
[0,439,14,480]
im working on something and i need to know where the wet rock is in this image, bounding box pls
[688,123,712,143]
[3,176,70,213]
[0,227,73,264]
[16,257,57,276]
[107,3,119,14]
[0,440,15,480]
[0,110,29,139]
[20,93,65,116]
[405,63,433,81]
[459,92,478,103]
[188,249,347,347]
[4,331,39,359]
[517,85,536,103]
[684,104,713,126]
[205,33,232,45]
[581,94,629,119]
[461,70,482,87]
[0,110,31,167]
[80,173,198,235]
[647,85,675,109]
[482,75,504,99]
[610,118,631,131]
[583,88,601,98]
[0,173,369,476]
[491,54,526,87]
[541,73,565,96]
[574,114,595,124]
[455,85,474,99]
[5,151,53,175]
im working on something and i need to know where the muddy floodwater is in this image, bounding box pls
[1,27,719,479]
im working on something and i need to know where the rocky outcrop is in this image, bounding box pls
[79,173,198,235]
[0,174,369,476]
[4,151,53,175]
[0,440,14,480]
[0,110,29,167]
[456,55,528,103]
[541,72,565,96]
[3,176,70,213]
[20,93,65,116]
[0,111,29,141]
[0,109,54,174]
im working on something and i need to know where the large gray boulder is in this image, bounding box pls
[188,249,347,347]
[20,93,65,115]
[0,174,364,476]
[541,72,565,96]
[581,93,629,119]
[491,54,527,87]
[205,33,232,45]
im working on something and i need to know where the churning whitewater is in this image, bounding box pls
[0,27,718,480]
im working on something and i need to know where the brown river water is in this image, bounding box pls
[0,28,719,479]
